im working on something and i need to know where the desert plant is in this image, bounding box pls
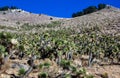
[44,62,51,68]
[63,74,71,78]
[38,72,48,78]
[101,72,108,78]
[18,68,26,76]
[60,59,71,70]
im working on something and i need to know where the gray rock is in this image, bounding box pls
[12,63,29,71]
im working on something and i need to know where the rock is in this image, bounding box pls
[12,63,29,71]
[18,64,29,71]
[11,38,18,45]
[11,63,17,68]
[0,74,10,78]
[73,59,82,67]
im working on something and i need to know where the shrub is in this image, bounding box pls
[38,72,48,78]
[60,60,71,70]
[98,4,106,10]
[10,6,18,9]
[83,6,97,14]
[0,6,9,11]
[0,6,18,11]
[18,68,25,75]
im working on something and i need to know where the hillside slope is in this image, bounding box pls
[0,6,120,78]
[60,6,120,35]
[0,9,63,27]
[0,6,120,35]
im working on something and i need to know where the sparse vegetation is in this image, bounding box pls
[20,21,61,31]
[0,25,16,30]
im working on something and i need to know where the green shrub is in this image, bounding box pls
[18,68,25,75]
[98,4,106,10]
[38,72,48,78]
[60,60,71,70]
[44,62,51,68]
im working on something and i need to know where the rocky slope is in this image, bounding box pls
[0,9,63,27]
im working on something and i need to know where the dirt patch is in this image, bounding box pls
[86,65,120,78]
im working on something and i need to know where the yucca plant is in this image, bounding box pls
[18,68,26,76]
[60,59,71,70]
[44,62,51,68]
[38,72,48,78]
[63,74,71,78]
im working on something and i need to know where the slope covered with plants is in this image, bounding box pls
[0,5,120,78]
[0,23,120,77]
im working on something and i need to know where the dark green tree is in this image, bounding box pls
[98,4,106,10]
[0,6,9,11]
[83,6,97,14]
[72,3,106,18]
[76,11,83,16]
[10,6,18,9]
[0,6,18,11]
[72,13,77,17]
[72,12,83,17]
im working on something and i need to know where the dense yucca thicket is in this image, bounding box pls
[0,24,120,77]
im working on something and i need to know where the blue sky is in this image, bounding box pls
[0,0,120,18]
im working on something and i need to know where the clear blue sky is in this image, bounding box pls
[0,0,120,18]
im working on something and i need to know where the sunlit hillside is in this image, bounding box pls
[0,5,120,78]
